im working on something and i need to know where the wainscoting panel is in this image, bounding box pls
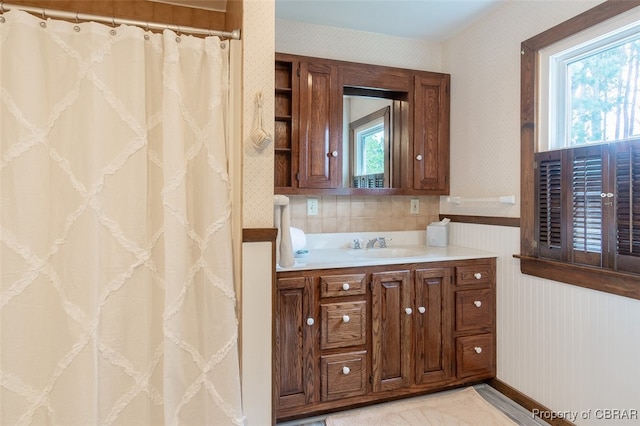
[448,222,640,425]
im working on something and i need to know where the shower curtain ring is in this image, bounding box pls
[41,8,46,19]
[1,2,5,14]
[75,11,79,23]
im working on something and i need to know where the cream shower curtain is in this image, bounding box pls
[0,9,243,425]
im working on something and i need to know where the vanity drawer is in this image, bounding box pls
[321,351,367,401]
[320,301,367,349]
[456,263,493,286]
[320,274,367,297]
[456,333,495,379]
[455,288,494,331]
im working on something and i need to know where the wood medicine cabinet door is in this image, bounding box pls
[413,74,450,192]
[298,60,341,189]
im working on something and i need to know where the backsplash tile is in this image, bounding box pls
[289,195,439,233]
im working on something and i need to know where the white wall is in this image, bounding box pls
[443,2,640,425]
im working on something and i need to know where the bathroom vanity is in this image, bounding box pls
[274,232,497,421]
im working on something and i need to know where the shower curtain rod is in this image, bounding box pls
[0,2,240,39]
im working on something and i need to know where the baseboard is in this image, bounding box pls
[487,379,575,426]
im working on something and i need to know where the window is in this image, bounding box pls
[349,106,391,188]
[520,1,640,300]
[539,10,640,151]
[355,119,385,176]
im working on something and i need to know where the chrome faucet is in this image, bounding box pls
[366,237,387,249]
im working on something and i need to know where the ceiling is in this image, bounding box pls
[275,0,505,42]
[155,0,505,42]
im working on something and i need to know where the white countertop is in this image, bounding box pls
[276,230,497,272]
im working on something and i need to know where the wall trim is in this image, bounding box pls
[488,379,575,426]
[6,0,227,31]
[242,228,278,242]
[439,215,520,228]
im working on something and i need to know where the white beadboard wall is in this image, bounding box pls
[449,223,640,425]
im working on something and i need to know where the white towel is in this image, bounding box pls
[274,195,294,267]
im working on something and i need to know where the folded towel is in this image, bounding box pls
[290,227,307,253]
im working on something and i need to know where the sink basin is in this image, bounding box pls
[347,247,430,258]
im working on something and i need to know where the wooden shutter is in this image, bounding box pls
[570,146,604,267]
[536,151,563,260]
[613,139,640,273]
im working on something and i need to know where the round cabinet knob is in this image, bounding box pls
[416,154,423,161]
[474,301,482,308]
[342,283,350,291]
[474,272,482,280]
[342,366,350,375]
[418,306,426,314]
[330,151,338,157]
[342,315,350,323]
[306,318,315,326]
[474,347,483,354]
[405,307,413,315]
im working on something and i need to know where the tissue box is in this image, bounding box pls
[427,223,448,247]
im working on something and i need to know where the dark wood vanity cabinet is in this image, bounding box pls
[370,267,451,393]
[274,53,450,195]
[274,276,316,411]
[275,258,496,422]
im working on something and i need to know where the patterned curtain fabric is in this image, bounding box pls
[0,9,243,425]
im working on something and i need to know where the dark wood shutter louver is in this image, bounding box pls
[537,153,563,260]
[570,148,603,267]
[615,140,640,273]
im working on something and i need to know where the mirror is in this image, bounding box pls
[342,87,409,189]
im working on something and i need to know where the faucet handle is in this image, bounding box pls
[352,238,363,249]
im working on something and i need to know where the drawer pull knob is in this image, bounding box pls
[416,154,423,161]
[306,317,315,326]
[342,283,350,291]
[342,315,350,323]
[474,346,483,354]
[405,307,413,315]
[474,273,482,279]
[474,300,482,308]
[330,150,339,157]
[418,306,426,314]
[342,366,350,375]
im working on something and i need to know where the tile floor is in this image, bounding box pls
[276,384,548,426]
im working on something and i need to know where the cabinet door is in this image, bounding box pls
[275,276,316,410]
[371,270,412,392]
[413,74,450,192]
[298,61,340,188]
[414,268,451,385]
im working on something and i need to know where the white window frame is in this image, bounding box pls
[538,9,640,152]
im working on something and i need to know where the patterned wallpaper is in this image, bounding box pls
[241,0,275,228]
[439,0,602,219]
[276,19,443,70]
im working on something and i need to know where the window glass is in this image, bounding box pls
[356,120,385,175]
[539,10,640,151]
[566,34,640,146]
